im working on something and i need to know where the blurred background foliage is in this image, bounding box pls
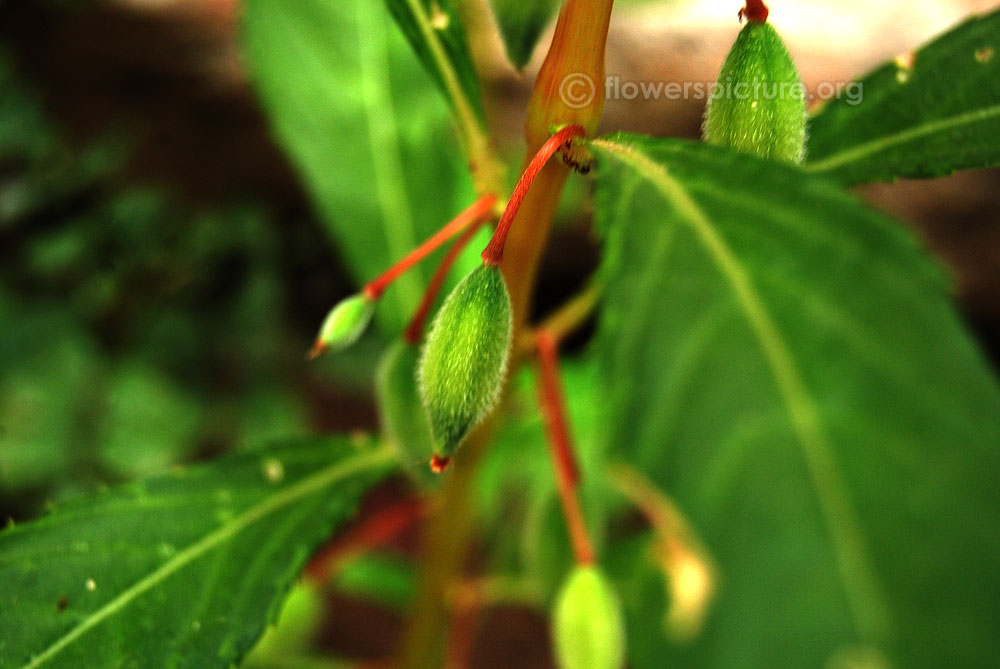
[1,0,998,665]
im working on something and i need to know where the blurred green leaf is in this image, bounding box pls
[0,50,55,160]
[589,133,1000,667]
[0,437,395,668]
[243,582,326,666]
[98,363,202,478]
[807,8,1000,184]
[0,303,101,490]
[490,0,559,71]
[243,0,480,333]
[383,0,486,122]
[333,552,416,609]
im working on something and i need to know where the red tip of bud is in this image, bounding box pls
[429,455,451,473]
[306,340,327,361]
[739,0,769,23]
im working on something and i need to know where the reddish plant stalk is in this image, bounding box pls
[739,0,769,23]
[480,125,586,266]
[535,330,594,565]
[404,216,490,345]
[363,193,498,300]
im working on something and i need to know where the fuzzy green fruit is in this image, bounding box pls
[552,566,627,669]
[313,294,375,355]
[703,21,806,164]
[376,340,437,486]
[418,264,512,463]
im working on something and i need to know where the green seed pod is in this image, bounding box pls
[376,340,437,486]
[552,566,627,669]
[309,294,375,358]
[418,264,512,465]
[703,20,806,164]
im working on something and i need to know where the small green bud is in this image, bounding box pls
[552,566,627,669]
[376,340,437,486]
[418,264,512,465]
[308,294,375,359]
[703,21,806,164]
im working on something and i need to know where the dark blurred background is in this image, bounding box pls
[1,0,997,664]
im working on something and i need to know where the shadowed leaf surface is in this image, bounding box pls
[807,8,1000,184]
[490,0,560,70]
[383,0,486,122]
[590,132,1000,668]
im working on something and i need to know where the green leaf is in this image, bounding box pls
[589,133,1000,668]
[0,437,395,668]
[0,304,101,491]
[242,0,482,332]
[333,553,416,610]
[99,363,201,478]
[490,0,559,70]
[806,8,1000,184]
[383,0,487,123]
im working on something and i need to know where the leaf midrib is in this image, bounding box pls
[399,0,486,159]
[805,103,1000,174]
[592,137,892,642]
[21,446,394,669]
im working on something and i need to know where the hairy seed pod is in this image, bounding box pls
[553,566,627,669]
[703,20,806,164]
[312,294,375,356]
[418,264,512,465]
[376,341,437,486]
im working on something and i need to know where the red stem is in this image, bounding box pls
[404,216,490,345]
[739,0,769,22]
[535,330,594,565]
[481,125,586,266]
[364,194,498,300]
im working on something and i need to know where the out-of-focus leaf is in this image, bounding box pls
[0,50,55,161]
[99,363,201,478]
[0,437,395,668]
[383,0,486,122]
[806,8,1000,184]
[589,133,1000,668]
[243,0,479,332]
[0,304,100,490]
[490,0,559,70]
[243,582,326,666]
[333,552,416,609]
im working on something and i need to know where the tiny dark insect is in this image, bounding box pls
[56,595,68,612]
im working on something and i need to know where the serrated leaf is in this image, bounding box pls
[490,0,560,70]
[0,438,395,668]
[806,8,1000,184]
[242,0,480,332]
[383,0,486,123]
[589,133,1000,668]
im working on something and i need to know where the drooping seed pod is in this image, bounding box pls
[308,294,375,359]
[376,340,437,486]
[703,18,807,164]
[552,565,627,669]
[418,264,512,468]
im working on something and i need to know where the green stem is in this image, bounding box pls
[400,0,504,196]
